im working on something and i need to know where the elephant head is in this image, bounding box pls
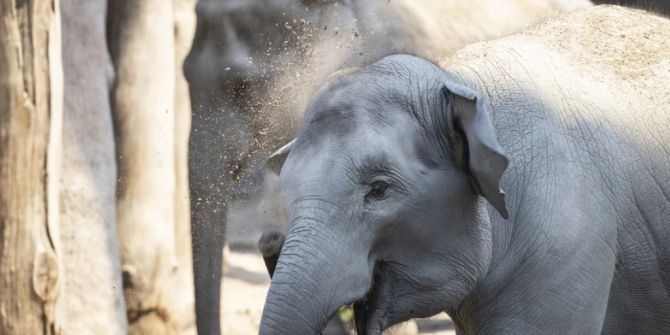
[259,54,509,334]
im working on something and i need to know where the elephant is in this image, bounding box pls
[594,0,670,14]
[259,5,670,335]
[259,230,423,334]
[258,231,351,335]
[183,1,591,332]
[59,0,127,332]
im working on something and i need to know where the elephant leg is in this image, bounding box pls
[187,93,252,334]
[190,178,226,335]
[189,130,229,335]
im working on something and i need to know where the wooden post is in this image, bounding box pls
[0,0,63,334]
[107,0,196,333]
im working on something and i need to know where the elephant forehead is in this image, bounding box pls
[303,80,416,136]
[299,103,413,159]
[302,59,445,138]
[286,119,421,186]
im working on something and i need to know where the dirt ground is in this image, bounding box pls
[222,200,457,335]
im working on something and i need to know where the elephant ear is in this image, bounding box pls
[265,139,295,175]
[443,83,510,219]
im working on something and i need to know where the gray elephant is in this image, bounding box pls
[183,1,591,333]
[258,231,351,335]
[184,0,590,334]
[260,6,670,335]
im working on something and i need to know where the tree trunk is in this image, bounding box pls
[58,0,127,333]
[171,0,197,333]
[0,0,63,334]
[107,0,195,333]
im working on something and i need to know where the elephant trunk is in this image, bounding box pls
[259,220,372,335]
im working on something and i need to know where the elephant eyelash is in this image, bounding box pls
[354,160,410,195]
[360,173,394,190]
[366,181,391,201]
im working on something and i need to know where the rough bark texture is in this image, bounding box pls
[107,0,195,333]
[0,0,63,334]
[58,0,127,333]
[172,0,197,333]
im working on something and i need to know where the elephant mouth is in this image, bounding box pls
[352,264,393,335]
[353,299,381,335]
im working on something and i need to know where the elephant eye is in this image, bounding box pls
[366,181,389,201]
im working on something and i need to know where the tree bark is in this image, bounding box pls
[107,0,195,333]
[0,0,63,334]
[171,0,197,333]
[58,0,127,333]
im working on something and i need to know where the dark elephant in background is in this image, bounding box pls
[594,0,670,14]
[183,0,591,333]
[259,6,670,335]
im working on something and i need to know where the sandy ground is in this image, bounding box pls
[221,250,270,334]
[221,247,457,335]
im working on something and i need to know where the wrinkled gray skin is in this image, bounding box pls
[259,47,670,335]
[184,1,449,333]
[258,230,349,335]
[184,1,594,332]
